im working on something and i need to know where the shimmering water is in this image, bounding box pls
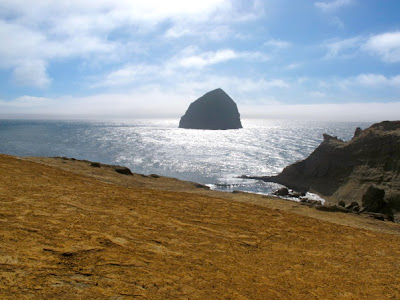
[0,119,371,195]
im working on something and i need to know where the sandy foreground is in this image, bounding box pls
[1,154,400,299]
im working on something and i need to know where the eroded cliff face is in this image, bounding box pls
[262,121,400,221]
[179,88,242,130]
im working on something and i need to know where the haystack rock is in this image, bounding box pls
[247,121,400,222]
[179,88,242,130]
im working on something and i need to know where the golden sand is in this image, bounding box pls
[1,154,399,299]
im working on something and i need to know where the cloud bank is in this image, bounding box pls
[0,0,399,121]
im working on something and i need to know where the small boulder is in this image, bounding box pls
[362,186,386,212]
[194,183,210,189]
[273,187,289,196]
[290,192,302,198]
[315,205,349,213]
[353,127,363,138]
[114,166,133,175]
[346,201,360,212]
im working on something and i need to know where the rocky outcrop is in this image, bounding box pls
[114,166,133,175]
[179,88,242,130]
[56,157,134,176]
[249,121,400,221]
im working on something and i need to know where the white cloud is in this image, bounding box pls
[177,49,239,68]
[330,16,345,29]
[174,48,268,69]
[344,73,400,88]
[285,63,301,70]
[323,31,400,63]
[12,60,51,88]
[165,24,232,41]
[0,0,230,26]
[1,0,265,88]
[91,64,161,88]
[0,21,45,67]
[363,31,400,63]
[0,19,118,87]
[91,46,270,88]
[323,36,362,59]
[195,77,289,94]
[242,102,400,122]
[264,39,292,49]
[309,91,327,98]
[305,73,400,93]
[314,0,353,12]
[0,96,52,108]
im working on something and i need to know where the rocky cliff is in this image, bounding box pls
[254,121,400,221]
[179,88,242,130]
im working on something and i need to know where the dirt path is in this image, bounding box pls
[1,154,400,299]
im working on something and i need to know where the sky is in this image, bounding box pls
[0,0,400,121]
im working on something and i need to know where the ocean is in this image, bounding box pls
[0,118,372,196]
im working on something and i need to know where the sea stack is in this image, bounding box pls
[179,88,242,130]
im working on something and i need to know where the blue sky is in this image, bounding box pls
[0,0,400,120]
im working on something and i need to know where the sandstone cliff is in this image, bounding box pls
[179,88,242,130]
[256,121,400,221]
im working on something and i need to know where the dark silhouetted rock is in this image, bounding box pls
[193,183,210,189]
[300,198,322,206]
[362,186,386,212]
[273,187,289,196]
[250,121,400,222]
[179,88,242,130]
[353,127,362,138]
[315,205,349,213]
[114,166,133,175]
[91,162,101,168]
[291,192,302,198]
[346,201,360,212]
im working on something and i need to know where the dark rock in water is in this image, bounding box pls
[114,166,133,175]
[251,121,400,222]
[291,192,302,198]
[193,183,210,189]
[179,88,242,130]
[273,187,289,196]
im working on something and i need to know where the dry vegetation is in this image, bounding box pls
[1,154,400,299]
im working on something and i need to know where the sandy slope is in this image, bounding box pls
[1,154,400,299]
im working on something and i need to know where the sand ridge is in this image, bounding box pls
[1,154,400,299]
